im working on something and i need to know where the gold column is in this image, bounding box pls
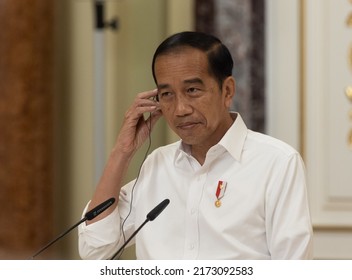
[0,0,54,259]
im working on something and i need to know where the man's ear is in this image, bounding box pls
[222,76,235,107]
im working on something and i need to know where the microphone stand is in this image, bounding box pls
[109,198,170,260]
[110,219,149,260]
[30,197,115,259]
[30,217,88,259]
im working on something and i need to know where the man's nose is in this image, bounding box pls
[174,94,193,116]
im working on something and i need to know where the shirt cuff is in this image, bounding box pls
[78,201,121,247]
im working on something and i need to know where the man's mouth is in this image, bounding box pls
[176,122,200,130]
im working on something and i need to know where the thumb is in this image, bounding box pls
[147,109,163,130]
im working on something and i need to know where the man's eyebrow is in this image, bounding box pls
[157,78,205,90]
[184,78,204,85]
[157,83,170,90]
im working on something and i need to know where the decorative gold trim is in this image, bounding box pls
[346,86,352,102]
[348,5,352,150]
[347,12,352,27]
[350,45,352,72]
[348,87,352,149]
[348,129,352,149]
[313,225,352,231]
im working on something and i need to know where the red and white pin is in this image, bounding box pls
[215,180,227,207]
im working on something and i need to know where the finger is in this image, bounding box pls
[136,88,158,100]
[132,104,159,119]
[133,89,159,109]
[124,89,160,129]
[145,109,163,129]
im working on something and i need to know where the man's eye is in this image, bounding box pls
[187,88,199,94]
[159,92,173,99]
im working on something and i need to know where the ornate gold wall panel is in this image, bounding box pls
[304,0,352,227]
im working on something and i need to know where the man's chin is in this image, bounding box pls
[179,136,200,146]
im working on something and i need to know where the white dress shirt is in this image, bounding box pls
[78,113,313,260]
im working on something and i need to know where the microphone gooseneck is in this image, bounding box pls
[30,197,115,259]
[110,199,170,260]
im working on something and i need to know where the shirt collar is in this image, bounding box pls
[218,112,248,162]
[174,141,191,168]
[174,112,248,163]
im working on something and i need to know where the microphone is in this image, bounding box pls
[110,198,170,260]
[30,197,115,259]
[146,198,170,221]
[85,197,116,221]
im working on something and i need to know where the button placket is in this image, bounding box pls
[183,171,207,259]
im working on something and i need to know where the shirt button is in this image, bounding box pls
[191,208,196,215]
[189,243,195,250]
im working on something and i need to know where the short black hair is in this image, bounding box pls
[152,31,233,87]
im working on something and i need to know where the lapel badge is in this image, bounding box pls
[215,180,227,207]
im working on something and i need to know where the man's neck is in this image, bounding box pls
[190,114,235,165]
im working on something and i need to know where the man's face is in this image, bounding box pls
[154,47,234,149]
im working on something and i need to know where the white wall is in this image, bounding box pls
[266,0,352,259]
[266,0,301,150]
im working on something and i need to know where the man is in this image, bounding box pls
[78,31,313,259]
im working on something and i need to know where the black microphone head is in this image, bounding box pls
[146,199,170,221]
[85,197,115,221]
[30,197,115,259]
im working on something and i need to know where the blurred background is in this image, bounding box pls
[0,0,351,260]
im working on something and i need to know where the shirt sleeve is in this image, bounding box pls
[266,153,314,259]
[78,179,138,259]
[78,201,123,260]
